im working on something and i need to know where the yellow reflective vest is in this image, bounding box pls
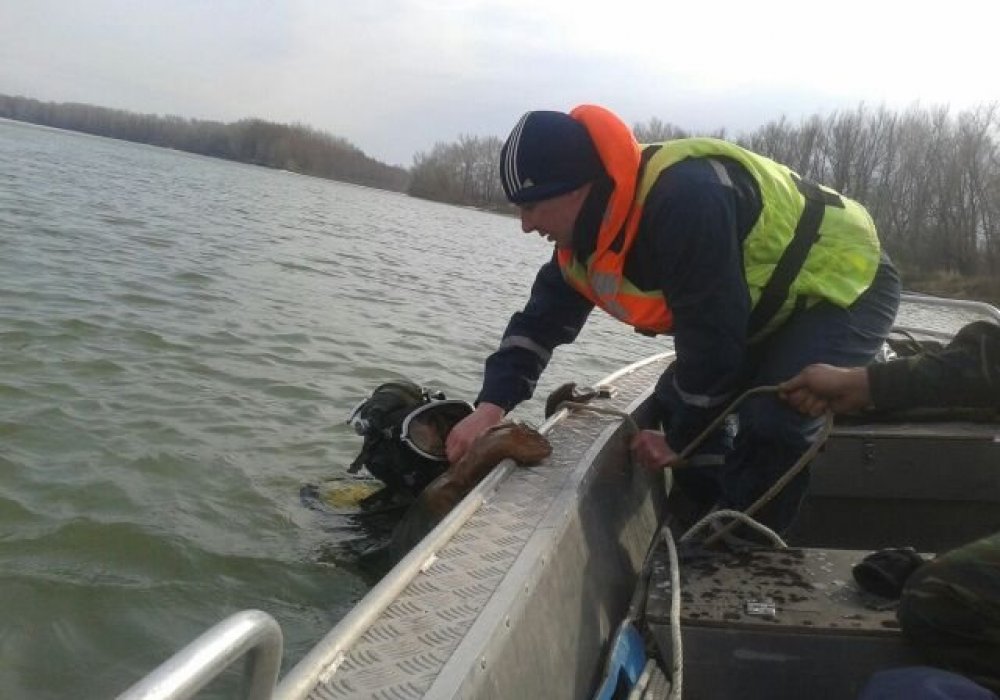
[558,105,882,338]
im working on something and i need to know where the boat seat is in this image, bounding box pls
[790,415,1000,552]
[645,545,922,700]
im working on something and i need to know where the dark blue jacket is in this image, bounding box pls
[478,157,762,452]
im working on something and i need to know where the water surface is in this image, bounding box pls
[0,119,663,698]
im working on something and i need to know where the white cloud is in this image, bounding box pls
[1,0,995,165]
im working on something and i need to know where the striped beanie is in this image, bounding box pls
[499,111,604,205]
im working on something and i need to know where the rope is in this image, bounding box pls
[700,409,832,548]
[674,385,778,465]
[626,383,833,546]
[555,384,835,700]
[558,386,832,542]
[660,525,683,700]
[628,658,672,700]
[679,508,787,548]
[640,661,672,700]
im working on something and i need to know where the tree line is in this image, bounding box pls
[5,92,998,278]
[0,93,408,191]
[409,103,1000,277]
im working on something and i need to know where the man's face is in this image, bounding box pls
[517,184,590,250]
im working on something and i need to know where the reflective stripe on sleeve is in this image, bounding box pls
[672,375,732,409]
[498,335,552,362]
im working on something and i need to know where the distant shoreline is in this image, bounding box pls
[0,93,410,193]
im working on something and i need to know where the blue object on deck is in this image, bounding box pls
[858,666,998,700]
[593,621,647,700]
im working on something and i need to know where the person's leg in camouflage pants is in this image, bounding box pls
[897,532,1000,693]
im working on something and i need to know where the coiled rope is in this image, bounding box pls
[556,385,834,699]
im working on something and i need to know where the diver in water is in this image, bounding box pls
[322,380,549,573]
[302,381,473,576]
[344,380,474,507]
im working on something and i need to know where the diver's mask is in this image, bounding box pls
[397,399,474,461]
[346,382,472,469]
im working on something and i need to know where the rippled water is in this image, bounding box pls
[0,119,663,698]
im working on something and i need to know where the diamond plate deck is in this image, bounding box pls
[295,354,672,700]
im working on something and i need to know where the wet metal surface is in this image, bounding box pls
[646,547,900,634]
[645,546,921,698]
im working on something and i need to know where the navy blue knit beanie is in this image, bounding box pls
[500,111,604,204]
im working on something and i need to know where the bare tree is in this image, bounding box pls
[632,117,689,143]
[404,101,1000,280]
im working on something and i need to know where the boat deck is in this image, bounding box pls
[646,546,923,699]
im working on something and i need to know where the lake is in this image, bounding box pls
[0,119,663,698]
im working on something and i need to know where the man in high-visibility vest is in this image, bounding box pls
[447,105,901,536]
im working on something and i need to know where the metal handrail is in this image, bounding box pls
[117,609,283,700]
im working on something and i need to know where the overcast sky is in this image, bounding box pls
[2,0,996,166]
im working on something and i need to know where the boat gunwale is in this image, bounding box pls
[425,366,668,698]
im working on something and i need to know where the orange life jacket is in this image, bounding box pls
[556,105,674,333]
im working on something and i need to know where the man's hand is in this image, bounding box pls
[445,402,505,463]
[779,364,872,417]
[630,429,680,470]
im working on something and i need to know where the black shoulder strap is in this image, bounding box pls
[747,174,844,338]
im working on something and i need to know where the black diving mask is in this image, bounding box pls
[346,393,473,461]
